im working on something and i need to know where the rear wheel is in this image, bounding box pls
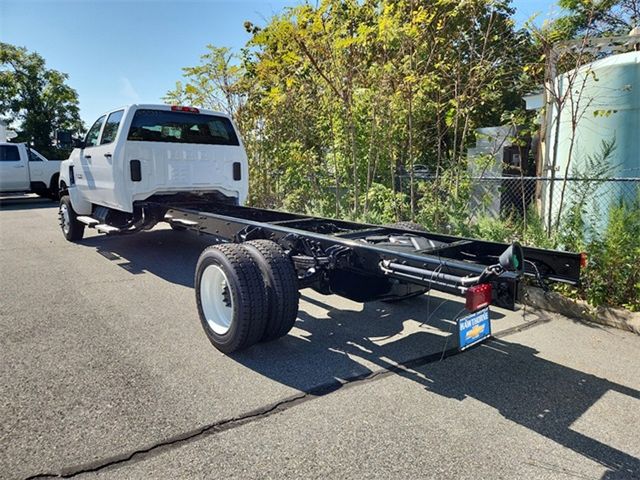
[195,244,268,353]
[243,240,299,342]
[59,195,85,242]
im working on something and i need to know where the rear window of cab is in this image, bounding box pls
[127,109,240,146]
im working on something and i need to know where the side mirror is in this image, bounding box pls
[499,242,524,274]
[73,138,85,149]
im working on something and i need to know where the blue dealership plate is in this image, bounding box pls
[457,307,491,350]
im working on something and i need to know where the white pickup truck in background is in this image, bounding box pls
[0,143,62,199]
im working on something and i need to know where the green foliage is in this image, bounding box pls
[168,0,534,219]
[0,42,83,153]
[580,194,640,311]
[555,0,639,37]
[168,0,639,311]
[358,183,408,225]
[415,170,475,236]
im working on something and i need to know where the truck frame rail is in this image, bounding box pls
[145,196,581,310]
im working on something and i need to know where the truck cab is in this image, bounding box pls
[59,104,249,240]
[0,143,62,198]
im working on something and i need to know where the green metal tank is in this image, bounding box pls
[546,51,639,233]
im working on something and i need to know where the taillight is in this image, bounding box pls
[171,106,200,113]
[580,252,588,268]
[466,283,492,312]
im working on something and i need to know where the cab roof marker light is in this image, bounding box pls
[171,106,200,114]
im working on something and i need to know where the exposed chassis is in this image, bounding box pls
[143,196,581,310]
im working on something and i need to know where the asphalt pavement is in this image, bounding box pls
[1,196,638,480]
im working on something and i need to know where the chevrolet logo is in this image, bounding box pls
[465,324,485,340]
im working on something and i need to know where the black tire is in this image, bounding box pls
[48,174,60,200]
[387,221,427,232]
[195,244,268,353]
[59,195,85,242]
[34,189,50,199]
[243,240,299,342]
[170,223,187,231]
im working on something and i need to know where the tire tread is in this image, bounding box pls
[195,243,268,352]
[243,240,299,341]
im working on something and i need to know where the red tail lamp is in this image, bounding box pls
[466,283,492,312]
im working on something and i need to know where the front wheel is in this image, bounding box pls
[59,195,85,242]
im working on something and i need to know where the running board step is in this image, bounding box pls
[171,218,199,227]
[95,224,121,234]
[77,216,100,226]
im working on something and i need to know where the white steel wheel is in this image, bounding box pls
[59,203,71,235]
[194,244,268,353]
[59,195,84,242]
[200,264,234,335]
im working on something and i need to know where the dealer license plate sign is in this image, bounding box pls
[458,307,491,350]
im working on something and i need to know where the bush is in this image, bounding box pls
[580,197,640,311]
[359,183,408,225]
[415,171,475,236]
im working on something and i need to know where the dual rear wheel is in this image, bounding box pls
[195,240,299,353]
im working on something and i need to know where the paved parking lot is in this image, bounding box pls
[1,197,639,479]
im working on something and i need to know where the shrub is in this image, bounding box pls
[580,196,640,311]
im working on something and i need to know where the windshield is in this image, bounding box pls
[127,109,240,146]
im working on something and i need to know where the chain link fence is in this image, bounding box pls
[399,170,640,235]
[467,174,640,234]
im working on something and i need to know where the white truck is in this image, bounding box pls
[58,104,581,354]
[0,142,62,199]
[58,104,249,240]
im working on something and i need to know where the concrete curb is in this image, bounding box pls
[522,286,640,335]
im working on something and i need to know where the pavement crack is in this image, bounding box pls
[24,393,308,479]
[23,316,549,479]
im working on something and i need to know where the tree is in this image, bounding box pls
[163,46,244,117]
[0,42,83,154]
[554,0,639,37]
[168,0,534,220]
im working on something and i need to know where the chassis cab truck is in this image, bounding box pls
[59,104,248,235]
[0,142,62,199]
[59,104,582,354]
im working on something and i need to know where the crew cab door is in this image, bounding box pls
[0,144,29,191]
[75,115,105,199]
[75,110,124,208]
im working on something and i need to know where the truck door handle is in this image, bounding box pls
[85,155,92,159]
[104,152,112,158]
[14,165,25,168]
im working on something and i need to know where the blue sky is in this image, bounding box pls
[1,0,562,126]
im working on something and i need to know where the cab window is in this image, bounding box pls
[100,110,124,145]
[28,148,44,161]
[0,145,20,161]
[85,115,106,148]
